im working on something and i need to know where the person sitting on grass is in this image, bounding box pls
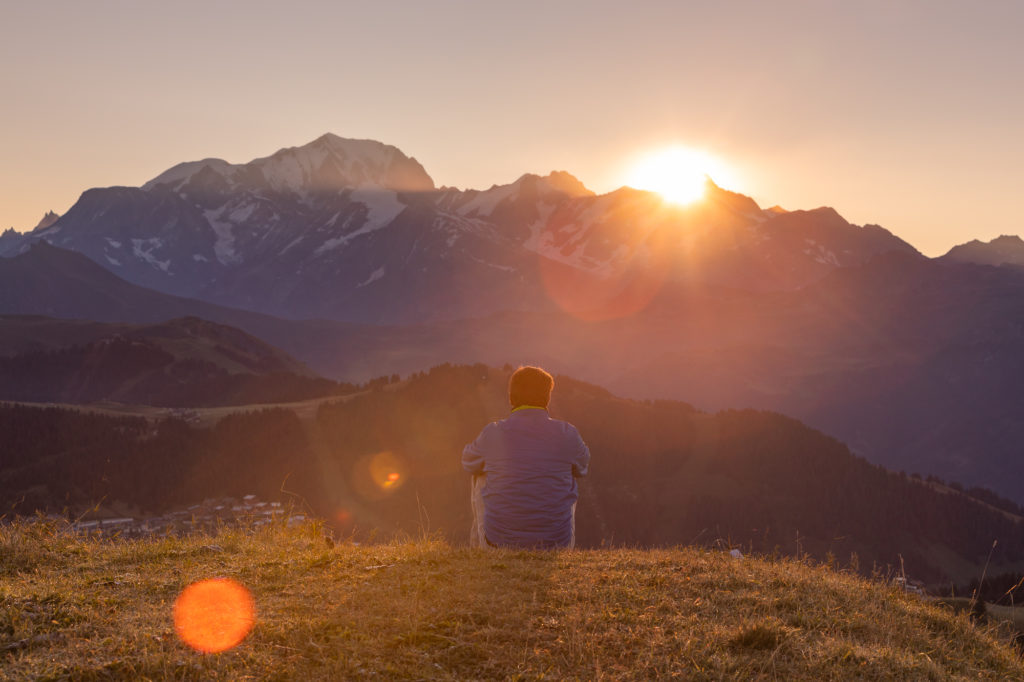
[462,365,590,549]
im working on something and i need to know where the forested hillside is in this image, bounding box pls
[3,364,1023,585]
[0,405,322,514]
[0,316,352,407]
[313,365,1024,585]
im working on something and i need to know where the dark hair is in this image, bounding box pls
[509,366,554,409]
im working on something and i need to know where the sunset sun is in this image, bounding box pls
[626,146,732,205]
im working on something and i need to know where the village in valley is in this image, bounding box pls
[68,495,303,539]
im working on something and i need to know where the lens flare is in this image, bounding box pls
[352,451,409,500]
[173,578,255,653]
[538,255,669,322]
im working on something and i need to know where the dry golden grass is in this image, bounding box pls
[2,520,1022,680]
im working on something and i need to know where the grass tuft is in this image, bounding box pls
[730,622,784,650]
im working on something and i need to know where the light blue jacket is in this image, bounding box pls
[462,407,590,548]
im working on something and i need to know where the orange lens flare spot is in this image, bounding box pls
[173,578,255,653]
[353,451,409,499]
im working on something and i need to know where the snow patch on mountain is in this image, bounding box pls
[519,194,623,272]
[314,235,346,256]
[458,183,519,217]
[520,202,560,252]
[252,148,324,193]
[357,266,386,288]
[803,239,839,266]
[469,255,517,272]
[145,134,434,198]
[454,172,592,219]
[351,189,405,230]
[280,236,305,255]
[131,238,171,272]
[143,158,235,191]
[229,203,257,223]
[203,207,241,265]
[313,190,405,255]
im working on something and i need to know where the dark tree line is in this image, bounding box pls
[0,404,322,515]
[314,364,1024,585]
[4,363,1023,587]
[0,338,357,407]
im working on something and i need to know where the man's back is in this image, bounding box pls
[462,406,590,548]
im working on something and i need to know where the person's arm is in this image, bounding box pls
[462,424,491,475]
[569,427,590,478]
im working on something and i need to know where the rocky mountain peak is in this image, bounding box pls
[33,210,60,231]
[532,171,593,198]
[144,134,435,196]
[254,134,435,194]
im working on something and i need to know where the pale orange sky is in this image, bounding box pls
[1,1,1021,256]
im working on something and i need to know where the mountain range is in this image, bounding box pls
[0,133,919,322]
[2,134,1023,505]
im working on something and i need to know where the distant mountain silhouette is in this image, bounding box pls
[0,241,250,323]
[0,242,372,373]
[941,234,1024,267]
[33,210,60,231]
[0,316,349,406]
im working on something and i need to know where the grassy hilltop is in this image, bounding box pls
[2,522,1022,680]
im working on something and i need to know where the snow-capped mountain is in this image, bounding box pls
[143,134,435,195]
[1,134,918,322]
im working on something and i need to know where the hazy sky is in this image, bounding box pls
[2,0,1021,255]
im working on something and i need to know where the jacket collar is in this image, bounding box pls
[511,405,547,414]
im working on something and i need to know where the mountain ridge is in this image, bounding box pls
[942,234,1024,267]
[1,133,918,323]
[0,315,349,407]
[143,133,436,195]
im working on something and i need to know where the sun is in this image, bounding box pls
[626,146,730,205]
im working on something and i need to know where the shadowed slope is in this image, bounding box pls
[0,316,347,407]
